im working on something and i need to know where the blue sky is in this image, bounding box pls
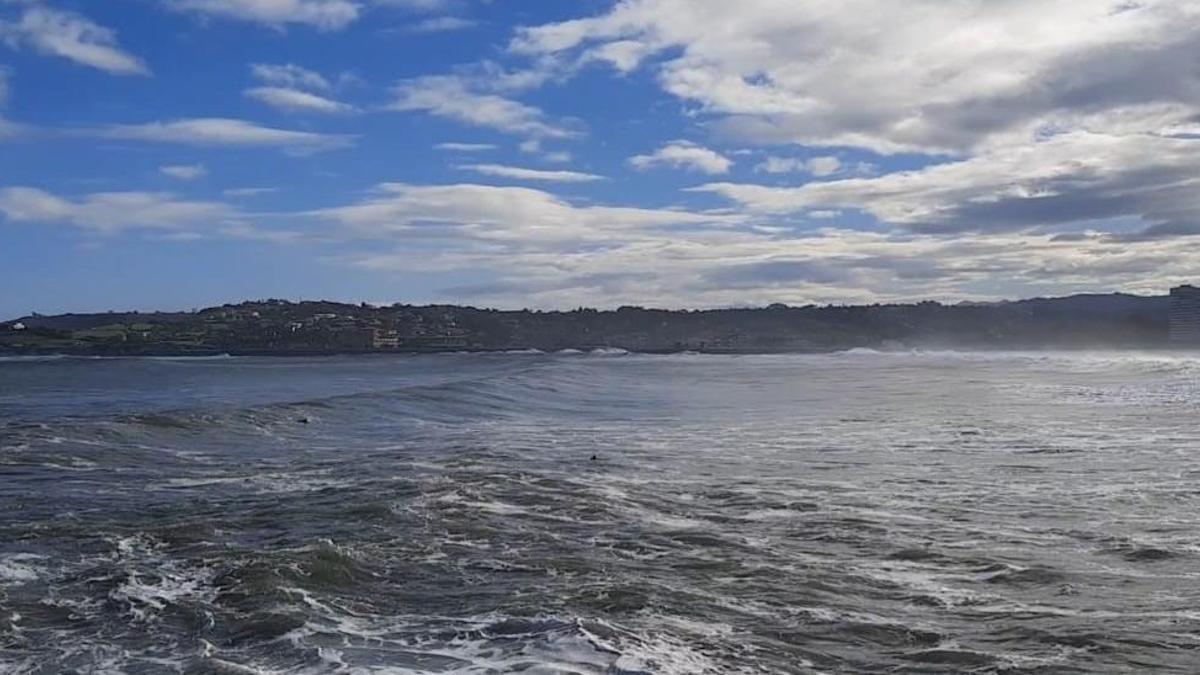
[1,0,1198,318]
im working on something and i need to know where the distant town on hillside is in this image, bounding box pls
[2,287,1199,356]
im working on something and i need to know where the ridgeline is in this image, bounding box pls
[0,293,1173,356]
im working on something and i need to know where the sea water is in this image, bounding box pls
[3,350,1200,673]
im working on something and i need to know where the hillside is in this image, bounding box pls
[0,293,1174,356]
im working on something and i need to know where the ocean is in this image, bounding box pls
[2,350,1199,673]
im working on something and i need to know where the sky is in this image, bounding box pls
[1,0,1199,318]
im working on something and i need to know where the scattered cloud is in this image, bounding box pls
[373,0,458,11]
[317,182,731,242]
[0,118,27,138]
[435,142,498,152]
[217,222,306,242]
[245,86,357,114]
[388,75,576,139]
[756,156,842,177]
[160,164,207,180]
[518,137,572,163]
[223,187,278,197]
[457,163,604,183]
[695,120,1200,239]
[313,181,1200,308]
[246,63,356,114]
[809,210,841,220]
[512,0,1200,156]
[8,0,1200,308]
[809,157,842,177]
[0,186,234,233]
[250,63,332,92]
[93,118,354,152]
[512,1,1200,251]
[405,16,475,33]
[164,0,361,30]
[0,4,148,75]
[629,140,732,174]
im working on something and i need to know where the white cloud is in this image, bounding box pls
[94,118,354,152]
[584,39,656,73]
[314,182,1200,308]
[755,157,803,175]
[694,116,1200,239]
[405,16,475,33]
[245,63,355,114]
[457,164,604,183]
[435,142,498,152]
[217,222,305,242]
[805,157,843,178]
[388,75,576,139]
[809,210,841,220]
[317,182,731,243]
[756,156,842,177]
[250,63,332,92]
[629,140,732,174]
[518,138,572,163]
[245,86,357,114]
[510,0,1200,247]
[223,187,277,197]
[512,0,1200,156]
[165,0,361,30]
[373,0,455,11]
[6,0,1197,307]
[0,187,233,233]
[160,164,207,180]
[0,5,148,75]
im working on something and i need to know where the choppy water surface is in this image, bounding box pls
[3,351,1200,673]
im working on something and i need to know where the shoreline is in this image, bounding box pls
[1,344,1190,359]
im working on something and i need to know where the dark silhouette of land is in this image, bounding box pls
[0,293,1175,356]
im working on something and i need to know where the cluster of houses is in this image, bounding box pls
[0,302,472,354]
[193,303,471,352]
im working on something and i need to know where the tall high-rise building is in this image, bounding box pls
[1169,285,1200,345]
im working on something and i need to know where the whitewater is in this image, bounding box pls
[2,350,1200,673]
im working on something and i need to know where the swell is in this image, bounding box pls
[1,357,644,451]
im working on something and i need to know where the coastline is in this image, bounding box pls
[1,343,1189,359]
[2,292,1183,357]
